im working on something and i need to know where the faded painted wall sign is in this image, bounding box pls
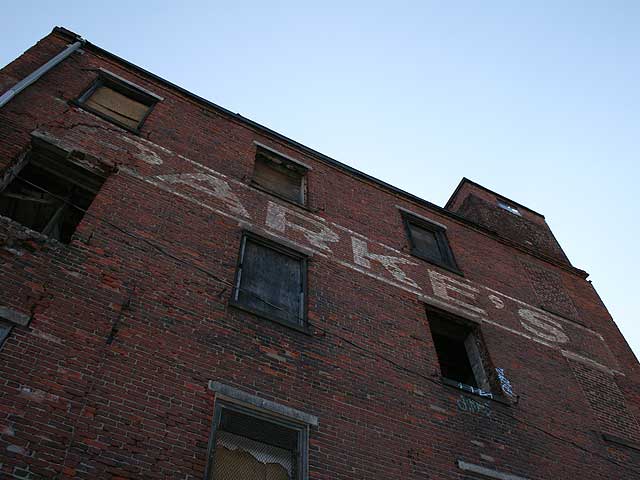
[60,128,619,375]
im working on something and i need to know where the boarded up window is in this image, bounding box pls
[77,72,158,130]
[232,234,306,327]
[252,148,306,205]
[211,405,305,480]
[84,86,150,129]
[402,212,458,271]
[427,308,491,391]
[0,151,106,243]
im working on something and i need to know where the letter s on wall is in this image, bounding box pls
[518,308,569,344]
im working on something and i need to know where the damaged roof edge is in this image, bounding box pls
[49,26,587,279]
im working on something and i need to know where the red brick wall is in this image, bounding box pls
[0,28,639,479]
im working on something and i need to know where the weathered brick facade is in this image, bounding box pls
[0,27,638,479]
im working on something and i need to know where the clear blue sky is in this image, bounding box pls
[3,1,639,359]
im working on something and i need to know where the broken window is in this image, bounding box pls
[0,321,12,350]
[402,212,459,272]
[76,70,159,131]
[252,146,307,205]
[426,308,492,392]
[497,200,521,216]
[0,149,106,243]
[210,403,307,480]
[231,233,307,329]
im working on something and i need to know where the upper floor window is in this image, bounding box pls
[76,69,161,132]
[252,143,308,206]
[230,233,308,331]
[401,211,459,272]
[0,321,12,351]
[426,307,493,394]
[0,148,106,243]
[497,200,521,216]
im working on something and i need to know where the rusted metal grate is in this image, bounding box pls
[214,430,292,480]
[212,399,301,479]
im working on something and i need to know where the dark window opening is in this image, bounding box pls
[231,233,307,329]
[210,404,307,480]
[0,321,12,350]
[432,331,478,387]
[77,72,158,131]
[252,147,307,205]
[0,152,105,243]
[427,308,491,391]
[402,212,459,272]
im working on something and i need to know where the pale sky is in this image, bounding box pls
[2,1,639,359]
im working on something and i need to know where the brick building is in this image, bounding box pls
[0,27,638,479]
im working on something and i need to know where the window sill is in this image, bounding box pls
[228,301,312,336]
[602,433,640,452]
[70,100,143,135]
[440,377,511,406]
[410,250,464,277]
[248,181,317,213]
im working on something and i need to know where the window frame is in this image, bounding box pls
[0,147,107,244]
[401,211,461,274]
[0,321,13,351]
[497,199,522,216]
[206,400,309,480]
[229,232,309,333]
[426,306,496,397]
[251,144,309,207]
[74,70,160,133]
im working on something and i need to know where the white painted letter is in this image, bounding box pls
[518,308,569,343]
[266,202,339,252]
[122,136,163,165]
[156,173,250,218]
[428,270,486,316]
[352,237,420,288]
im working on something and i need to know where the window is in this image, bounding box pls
[0,150,106,243]
[231,233,307,330]
[402,212,459,272]
[426,307,492,393]
[0,321,12,350]
[208,402,308,480]
[76,70,160,131]
[497,200,521,216]
[252,145,307,205]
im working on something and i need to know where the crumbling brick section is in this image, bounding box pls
[522,262,579,320]
[456,194,569,263]
[568,359,640,443]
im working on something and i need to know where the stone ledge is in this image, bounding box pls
[208,381,318,426]
[457,460,530,480]
[0,306,31,327]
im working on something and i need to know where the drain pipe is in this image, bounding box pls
[0,38,85,108]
